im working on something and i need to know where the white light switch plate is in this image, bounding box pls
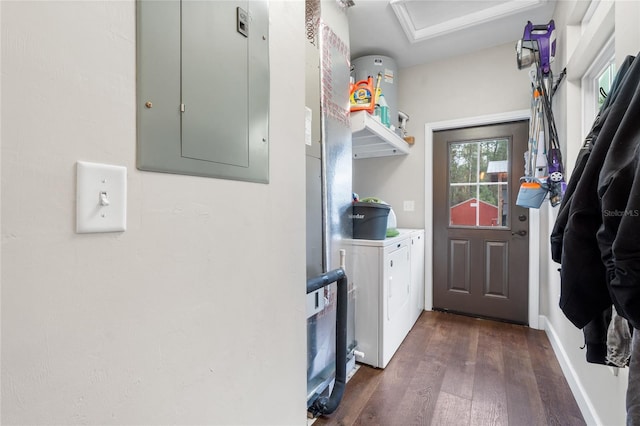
[76,161,127,233]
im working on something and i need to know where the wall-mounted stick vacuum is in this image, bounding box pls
[516,20,566,208]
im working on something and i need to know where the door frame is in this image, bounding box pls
[425,109,541,329]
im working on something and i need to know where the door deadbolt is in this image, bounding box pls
[518,214,527,222]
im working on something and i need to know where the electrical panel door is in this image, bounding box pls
[136,0,269,183]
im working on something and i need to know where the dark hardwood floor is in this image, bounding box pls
[314,311,585,426]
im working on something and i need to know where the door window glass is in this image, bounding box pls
[448,138,509,228]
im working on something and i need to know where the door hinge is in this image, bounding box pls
[180,103,185,113]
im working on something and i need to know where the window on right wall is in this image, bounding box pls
[581,35,615,137]
[597,60,617,110]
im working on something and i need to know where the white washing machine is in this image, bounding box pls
[342,229,415,368]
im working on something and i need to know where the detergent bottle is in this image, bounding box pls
[378,93,390,127]
[349,76,375,114]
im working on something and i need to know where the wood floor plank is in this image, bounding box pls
[348,345,415,423]
[501,322,547,426]
[439,314,479,401]
[354,313,452,425]
[430,390,472,426]
[392,312,464,425]
[526,327,585,426]
[313,312,585,426]
[469,319,509,425]
[313,365,383,425]
[391,352,447,425]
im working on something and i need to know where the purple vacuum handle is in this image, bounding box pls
[522,20,556,75]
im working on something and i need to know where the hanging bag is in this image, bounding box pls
[516,177,549,208]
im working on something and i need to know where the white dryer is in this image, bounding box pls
[342,229,414,368]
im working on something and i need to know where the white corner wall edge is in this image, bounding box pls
[539,315,601,426]
[424,109,541,329]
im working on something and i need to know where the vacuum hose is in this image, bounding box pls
[306,266,348,418]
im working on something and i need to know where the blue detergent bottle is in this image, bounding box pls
[378,94,390,127]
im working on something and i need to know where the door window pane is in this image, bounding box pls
[448,138,509,227]
[449,142,478,184]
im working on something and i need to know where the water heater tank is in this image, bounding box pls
[351,55,398,128]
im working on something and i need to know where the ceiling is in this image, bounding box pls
[346,0,557,69]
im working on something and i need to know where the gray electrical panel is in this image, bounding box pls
[136,0,270,183]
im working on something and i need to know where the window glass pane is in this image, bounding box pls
[479,184,508,227]
[450,185,478,226]
[449,142,478,184]
[448,138,509,228]
[597,61,616,110]
[479,139,508,182]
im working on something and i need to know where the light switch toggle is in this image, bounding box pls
[76,161,127,233]
[99,191,110,206]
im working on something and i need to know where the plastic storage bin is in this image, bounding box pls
[352,202,391,240]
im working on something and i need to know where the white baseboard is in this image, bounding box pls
[541,315,601,426]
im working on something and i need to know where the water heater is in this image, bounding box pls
[351,55,398,128]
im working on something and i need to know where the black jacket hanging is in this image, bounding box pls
[597,69,640,330]
[559,54,640,329]
[550,56,635,265]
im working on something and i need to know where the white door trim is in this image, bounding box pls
[424,109,540,329]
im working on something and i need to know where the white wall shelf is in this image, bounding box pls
[351,110,411,159]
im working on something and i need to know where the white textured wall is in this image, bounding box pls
[1,1,307,425]
[615,0,640,64]
[352,42,532,229]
